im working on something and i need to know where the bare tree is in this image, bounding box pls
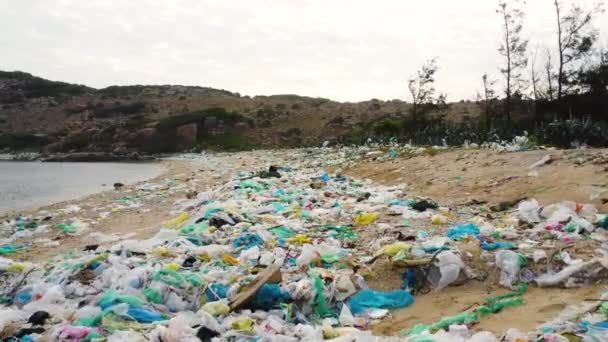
[553,0,603,99]
[407,57,438,122]
[481,73,498,127]
[544,48,556,101]
[529,47,542,121]
[497,0,528,122]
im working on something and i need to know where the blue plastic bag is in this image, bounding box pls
[348,289,414,314]
[125,305,166,323]
[206,283,228,301]
[251,284,291,310]
[447,223,480,240]
[232,234,264,250]
[480,242,515,250]
[14,290,32,306]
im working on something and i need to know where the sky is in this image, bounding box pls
[1,0,607,102]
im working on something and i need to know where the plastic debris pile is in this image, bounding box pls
[1,148,608,341]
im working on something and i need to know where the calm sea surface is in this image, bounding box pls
[0,161,163,213]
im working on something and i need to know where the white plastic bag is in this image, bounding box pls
[517,199,541,223]
[495,250,521,289]
[339,304,355,327]
[433,251,465,290]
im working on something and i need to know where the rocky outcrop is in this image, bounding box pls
[175,123,198,149]
[41,152,153,162]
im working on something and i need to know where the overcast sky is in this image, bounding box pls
[1,0,606,102]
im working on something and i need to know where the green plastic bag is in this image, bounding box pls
[82,331,104,342]
[321,253,340,264]
[0,245,25,255]
[269,226,296,239]
[74,315,103,327]
[144,288,163,304]
[153,269,185,288]
[98,289,145,308]
[186,273,203,287]
[312,272,334,318]
[485,283,528,304]
[55,223,77,234]
[179,222,209,236]
[240,180,263,191]
[598,215,608,229]
[476,298,524,317]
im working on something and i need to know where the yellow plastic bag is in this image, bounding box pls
[202,301,230,316]
[165,212,190,229]
[376,242,411,257]
[431,214,448,225]
[152,247,173,258]
[223,254,239,266]
[286,234,311,245]
[165,263,180,271]
[232,318,254,331]
[6,264,25,272]
[355,213,379,225]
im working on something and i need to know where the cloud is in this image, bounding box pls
[0,0,606,101]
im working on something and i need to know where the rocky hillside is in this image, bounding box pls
[0,70,481,153]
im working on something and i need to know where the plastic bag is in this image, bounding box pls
[201,301,230,316]
[517,199,541,223]
[312,273,333,318]
[55,223,77,234]
[165,212,190,229]
[98,289,145,309]
[495,250,522,289]
[447,223,480,240]
[106,331,147,342]
[432,251,465,290]
[159,313,195,342]
[251,284,291,310]
[334,274,357,301]
[296,245,321,269]
[339,304,355,327]
[431,214,448,225]
[536,259,599,287]
[0,245,25,255]
[376,242,411,257]
[348,289,413,314]
[354,213,379,225]
[269,226,296,238]
[232,233,264,250]
[153,269,185,288]
[480,242,515,250]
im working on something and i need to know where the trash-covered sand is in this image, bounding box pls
[2,144,608,341]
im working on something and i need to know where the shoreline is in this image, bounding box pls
[0,153,250,262]
[0,159,168,216]
[0,159,183,261]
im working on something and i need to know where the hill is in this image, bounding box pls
[0,70,485,153]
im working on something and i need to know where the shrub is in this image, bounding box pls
[372,118,401,137]
[0,133,50,150]
[92,101,146,118]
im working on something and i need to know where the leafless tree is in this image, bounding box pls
[553,0,603,99]
[481,73,498,127]
[407,57,438,122]
[544,48,556,101]
[529,47,542,121]
[497,0,528,122]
